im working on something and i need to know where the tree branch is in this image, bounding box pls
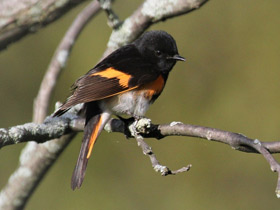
[130,119,192,175]
[98,0,122,29]
[0,0,88,51]
[0,133,77,210]
[3,117,280,154]
[0,110,82,149]
[1,116,280,197]
[0,1,101,209]
[103,0,209,56]
[1,0,210,208]
[2,117,280,154]
[33,0,101,122]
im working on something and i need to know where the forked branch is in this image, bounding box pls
[1,116,280,197]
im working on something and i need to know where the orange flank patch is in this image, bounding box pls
[87,116,103,159]
[140,75,165,99]
[91,68,131,88]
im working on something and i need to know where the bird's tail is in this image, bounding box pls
[71,103,111,190]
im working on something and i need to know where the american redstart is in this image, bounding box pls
[53,30,185,190]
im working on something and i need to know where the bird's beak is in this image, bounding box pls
[167,54,186,62]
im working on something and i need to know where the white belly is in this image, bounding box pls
[100,91,151,117]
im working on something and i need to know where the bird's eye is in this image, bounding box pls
[155,50,162,57]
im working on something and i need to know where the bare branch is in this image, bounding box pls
[157,123,280,153]
[0,0,87,51]
[1,0,210,207]
[103,0,209,56]
[98,0,122,29]
[29,0,209,200]
[0,1,101,209]
[1,116,280,196]
[131,120,192,175]
[242,139,280,198]
[33,1,101,122]
[0,133,76,210]
[3,117,280,155]
[0,112,82,149]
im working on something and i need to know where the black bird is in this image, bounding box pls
[53,30,185,190]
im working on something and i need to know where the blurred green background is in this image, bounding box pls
[1,0,280,209]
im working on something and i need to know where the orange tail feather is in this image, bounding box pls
[71,111,110,190]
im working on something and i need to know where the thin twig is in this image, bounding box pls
[103,0,209,56]
[128,118,192,175]
[240,139,280,198]
[134,132,192,175]
[98,0,122,29]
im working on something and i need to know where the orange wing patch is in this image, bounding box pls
[139,75,165,99]
[91,68,131,88]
